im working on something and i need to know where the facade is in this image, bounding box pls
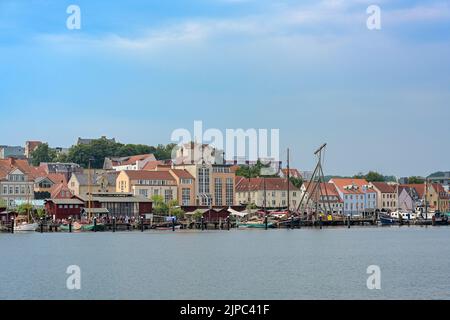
[77,193,152,218]
[398,185,422,211]
[281,168,303,179]
[329,178,377,216]
[104,154,157,171]
[116,170,178,203]
[169,169,196,206]
[38,162,82,182]
[0,158,36,208]
[175,163,236,206]
[68,171,118,196]
[370,182,398,211]
[300,182,343,214]
[235,177,301,210]
[0,146,25,159]
[44,198,84,220]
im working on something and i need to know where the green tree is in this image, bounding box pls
[36,208,47,219]
[30,143,57,166]
[290,177,303,188]
[364,171,385,182]
[192,209,204,221]
[17,203,33,216]
[151,195,169,215]
[408,176,425,184]
[0,199,7,208]
[235,160,277,178]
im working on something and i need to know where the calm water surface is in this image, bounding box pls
[1,226,449,300]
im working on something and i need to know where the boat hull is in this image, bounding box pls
[14,223,38,232]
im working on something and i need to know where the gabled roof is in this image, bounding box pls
[122,170,176,181]
[235,177,298,192]
[371,182,396,193]
[330,178,375,194]
[303,182,342,202]
[170,169,194,180]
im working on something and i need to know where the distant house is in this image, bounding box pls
[38,162,82,182]
[116,170,178,203]
[103,154,157,171]
[77,136,116,145]
[235,177,301,210]
[68,171,119,196]
[0,158,37,208]
[300,182,343,214]
[329,178,377,216]
[44,198,84,220]
[370,182,398,212]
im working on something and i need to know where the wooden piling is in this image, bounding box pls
[40,218,43,233]
[201,217,205,231]
[141,216,144,232]
[94,217,97,232]
[11,218,14,234]
[264,216,268,230]
[112,217,116,232]
[172,217,175,232]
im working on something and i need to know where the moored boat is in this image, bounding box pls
[14,222,38,232]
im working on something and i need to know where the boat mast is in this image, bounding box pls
[287,148,290,216]
[88,158,93,221]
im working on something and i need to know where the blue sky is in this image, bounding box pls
[1,0,449,177]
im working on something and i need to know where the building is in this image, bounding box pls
[428,172,450,192]
[235,177,301,210]
[77,136,116,145]
[370,182,398,211]
[38,162,82,182]
[0,146,25,159]
[398,185,422,211]
[25,141,42,158]
[0,158,36,208]
[44,198,84,220]
[77,193,152,218]
[329,178,377,216]
[300,182,343,214]
[116,170,178,203]
[33,173,68,198]
[103,154,157,171]
[169,169,196,206]
[68,171,118,196]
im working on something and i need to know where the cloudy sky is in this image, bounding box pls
[0,0,449,177]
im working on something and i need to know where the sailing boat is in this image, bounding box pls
[14,185,38,231]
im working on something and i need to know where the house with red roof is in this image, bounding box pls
[300,182,343,214]
[329,178,377,216]
[103,154,156,171]
[235,176,301,210]
[0,158,36,208]
[370,182,398,212]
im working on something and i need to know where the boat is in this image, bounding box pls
[14,222,38,232]
[154,225,181,230]
[59,222,82,231]
[379,214,398,225]
[81,223,105,231]
[432,211,449,226]
[238,221,275,229]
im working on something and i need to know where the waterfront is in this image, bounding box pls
[1,226,449,300]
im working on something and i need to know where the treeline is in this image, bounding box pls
[30,138,176,168]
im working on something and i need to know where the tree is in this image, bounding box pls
[0,199,7,208]
[36,208,46,219]
[365,171,385,182]
[408,176,425,184]
[151,195,168,215]
[235,160,277,178]
[290,177,303,188]
[17,203,33,216]
[30,143,57,166]
[192,209,204,221]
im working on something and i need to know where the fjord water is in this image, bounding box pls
[1,227,449,300]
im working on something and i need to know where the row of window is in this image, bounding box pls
[1,185,32,195]
[136,179,175,186]
[344,194,376,200]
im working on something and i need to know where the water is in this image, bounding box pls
[1,226,449,300]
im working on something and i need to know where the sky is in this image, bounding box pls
[0,0,449,177]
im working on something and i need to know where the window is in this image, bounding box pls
[198,167,210,194]
[226,178,233,206]
[139,189,148,197]
[181,178,192,184]
[182,188,190,206]
[164,189,173,203]
[214,178,222,206]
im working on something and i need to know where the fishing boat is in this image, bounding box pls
[238,221,275,229]
[80,223,105,231]
[154,225,181,230]
[379,213,398,225]
[59,222,82,231]
[14,222,38,232]
[432,211,449,226]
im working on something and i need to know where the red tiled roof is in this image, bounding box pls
[170,169,194,179]
[0,158,41,180]
[400,184,425,199]
[121,154,155,166]
[123,170,175,181]
[142,160,165,170]
[304,182,341,198]
[371,182,396,193]
[330,178,375,194]
[282,168,302,179]
[235,177,298,192]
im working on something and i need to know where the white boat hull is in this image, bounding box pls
[14,223,38,232]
